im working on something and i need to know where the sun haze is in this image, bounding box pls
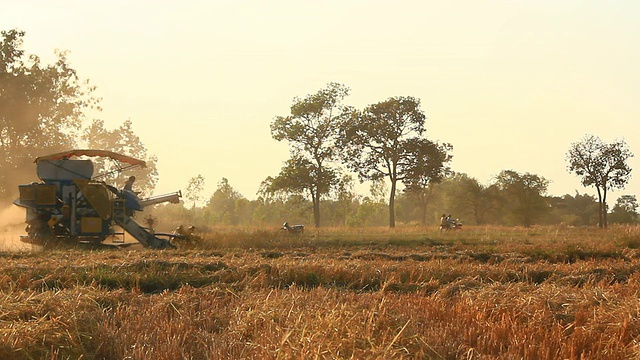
[3,1,638,200]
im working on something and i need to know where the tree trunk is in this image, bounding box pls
[343,203,349,226]
[603,188,608,228]
[422,186,435,226]
[389,180,396,228]
[596,186,603,228]
[313,192,321,228]
[474,203,482,225]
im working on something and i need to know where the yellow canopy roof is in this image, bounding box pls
[34,149,146,167]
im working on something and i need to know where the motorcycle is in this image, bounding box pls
[439,219,462,231]
[282,222,304,234]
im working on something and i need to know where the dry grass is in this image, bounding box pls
[1,225,640,359]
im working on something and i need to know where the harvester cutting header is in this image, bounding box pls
[13,149,182,248]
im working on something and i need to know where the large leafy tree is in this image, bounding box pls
[0,29,98,199]
[270,82,350,227]
[494,170,549,227]
[567,135,633,228]
[340,96,452,228]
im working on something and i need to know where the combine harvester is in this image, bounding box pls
[13,149,182,249]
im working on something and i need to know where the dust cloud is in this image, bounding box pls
[0,205,31,251]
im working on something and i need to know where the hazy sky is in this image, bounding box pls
[4,0,639,204]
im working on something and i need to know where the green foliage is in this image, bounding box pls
[271,82,351,159]
[609,195,639,224]
[82,119,159,195]
[567,135,633,191]
[567,134,634,227]
[340,96,426,182]
[545,192,599,226]
[339,96,452,227]
[401,140,453,225]
[185,174,205,210]
[0,29,99,199]
[0,29,158,202]
[430,173,502,226]
[205,178,246,225]
[269,83,352,227]
[253,178,314,227]
[331,175,360,226]
[347,198,387,227]
[269,156,337,197]
[494,170,550,227]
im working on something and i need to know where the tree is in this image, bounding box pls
[340,96,452,227]
[567,135,633,228]
[546,192,599,226]
[253,177,281,226]
[332,174,359,226]
[494,170,549,227]
[609,195,639,224]
[254,176,312,226]
[348,179,388,227]
[267,155,338,223]
[206,178,245,225]
[82,119,158,196]
[0,29,98,199]
[185,175,205,210]
[403,141,453,225]
[438,173,501,226]
[270,82,351,227]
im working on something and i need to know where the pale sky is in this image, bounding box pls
[3,0,639,204]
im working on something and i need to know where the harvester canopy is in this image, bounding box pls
[35,149,146,167]
[34,149,146,181]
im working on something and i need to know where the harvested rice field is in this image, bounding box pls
[1,225,640,359]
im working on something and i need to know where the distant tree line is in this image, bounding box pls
[154,172,638,230]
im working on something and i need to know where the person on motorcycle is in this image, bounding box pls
[440,214,448,228]
[446,214,453,227]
